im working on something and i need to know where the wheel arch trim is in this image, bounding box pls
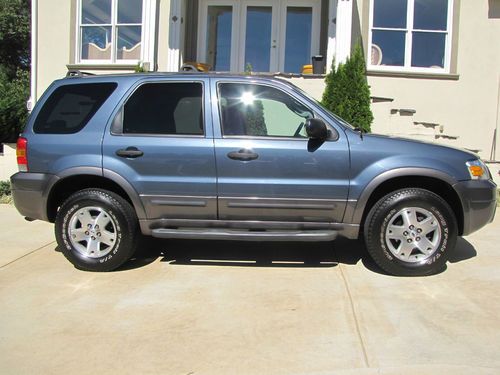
[46,167,146,221]
[346,167,459,225]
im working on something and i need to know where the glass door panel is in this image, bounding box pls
[206,6,233,71]
[284,7,312,73]
[244,6,273,72]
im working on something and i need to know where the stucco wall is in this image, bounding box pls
[293,0,500,160]
[34,0,500,160]
[36,0,72,98]
[355,0,500,159]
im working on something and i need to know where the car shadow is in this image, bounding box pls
[117,235,478,275]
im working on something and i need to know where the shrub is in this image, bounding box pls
[0,68,29,143]
[322,43,373,133]
[0,180,11,196]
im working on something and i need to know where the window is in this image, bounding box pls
[198,0,320,73]
[218,83,313,138]
[78,0,152,63]
[369,0,453,72]
[123,83,204,135]
[34,83,117,134]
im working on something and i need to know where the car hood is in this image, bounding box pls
[345,130,479,182]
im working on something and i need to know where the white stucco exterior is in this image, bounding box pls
[30,0,500,160]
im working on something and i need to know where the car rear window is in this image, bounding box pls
[33,83,117,134]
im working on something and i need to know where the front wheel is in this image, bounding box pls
[364,188,457,276]
[55,189,138,271]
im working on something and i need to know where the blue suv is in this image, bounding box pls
[11,73,497,275]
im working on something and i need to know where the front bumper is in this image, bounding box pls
[453,179,497,236]
[10,172,56,222]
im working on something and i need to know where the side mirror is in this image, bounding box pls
[305,118,329,140]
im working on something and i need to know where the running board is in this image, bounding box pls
[151,228,338,242]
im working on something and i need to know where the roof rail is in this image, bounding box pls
[66,70,96,78]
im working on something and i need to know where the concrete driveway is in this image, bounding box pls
[0,203,499,375]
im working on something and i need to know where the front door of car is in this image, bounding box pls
[211,79,350,222]
[102,79,217,220]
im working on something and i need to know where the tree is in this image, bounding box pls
[322,43,373,133]
[244,100,267,136]
[0,0,30,144]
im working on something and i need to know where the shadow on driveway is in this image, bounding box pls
[116,236,477,275]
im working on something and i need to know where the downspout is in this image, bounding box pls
[494,75,500,161]
[28,0,38,112]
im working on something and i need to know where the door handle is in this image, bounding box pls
[227,149,259,161]
[116,147,144,158]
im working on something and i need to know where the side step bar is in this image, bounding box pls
[151,228,338,242]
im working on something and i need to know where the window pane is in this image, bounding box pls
[284,7,312,73]
[244,7,272,72]
[411,32,446,68]
[81,26,112,59]
[81,0,111,24]
[218,84,313,137]
[116,26,142,60]
[414,0,448,30]
[206,6,232,71]
[34,83,117,134]
[372,30,405,66]
[373,0,407,28]
[118,0,143,24]
[123,83,203,135]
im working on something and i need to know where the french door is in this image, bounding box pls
[197,0,320,73]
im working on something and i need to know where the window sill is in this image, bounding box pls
[367,70,459,81]
[67,63,139,71]
[273,73,326,79]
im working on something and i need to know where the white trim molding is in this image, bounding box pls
[167,0,182,72]
[367,0,454,74]
[75,0,157,68]
[334,0,353,65]
[28,0,38,110]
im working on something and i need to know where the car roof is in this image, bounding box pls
[60,71,302,88]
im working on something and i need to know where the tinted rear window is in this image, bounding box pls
[33,83,117,134]
[123,82,203,135]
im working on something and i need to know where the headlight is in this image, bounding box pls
[466,159,490,180]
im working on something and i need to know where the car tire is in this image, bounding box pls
[364,188,457,276]
[55,189,138,272]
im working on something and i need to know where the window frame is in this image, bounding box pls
[112,80,206,138]
[368,0,454,74]
[76,0,154,65]
[216,81,333,141]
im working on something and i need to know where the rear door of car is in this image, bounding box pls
[210,78,350,223]
[102,77,217,220]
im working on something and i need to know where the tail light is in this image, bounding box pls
[16,137,28,172]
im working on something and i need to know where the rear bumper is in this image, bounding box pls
[10,172,56,222]
[453,179,497,236]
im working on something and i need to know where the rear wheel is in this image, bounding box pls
[364,188,457,276]
[55,189,138,271]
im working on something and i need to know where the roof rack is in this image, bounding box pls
[66,70,96,78]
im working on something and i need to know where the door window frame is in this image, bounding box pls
[110,80,207,138]
[215,81,339,141]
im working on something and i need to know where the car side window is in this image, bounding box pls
[218,83,313,138]
[123,82,203,135]
[34,83,117,134]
